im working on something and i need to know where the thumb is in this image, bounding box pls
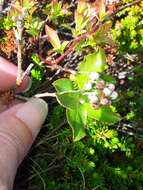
[0,98,48,190]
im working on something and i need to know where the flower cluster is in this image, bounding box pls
[106,0,120,5]
[83,72,118,107]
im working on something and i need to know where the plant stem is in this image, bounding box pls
[114,0,142,15]
[46,64,76,74]
[13,18,24,86]
[14,94,30,101]
[40,0,142,66]
[16,35,23,85]
[34,92,56,98]
[21,63,34,79]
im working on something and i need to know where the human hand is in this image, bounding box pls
[0,57,48,190]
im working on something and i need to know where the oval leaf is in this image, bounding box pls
[79,48,108,73]
[86,104,120,124]
[75,74,89,89]
[66,105,87,141]
[45,25,61,49]
[56,92,83,109]
[53,78,73,92]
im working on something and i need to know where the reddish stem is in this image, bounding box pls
[40,22,101,65]
[40,0,142,66]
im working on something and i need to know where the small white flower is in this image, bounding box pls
[84,82,92,91]
[88,93,98,104]
[89,72,100,81]
[103,88,112,97]
[118,72,127,79]
[108,83,115,91]
[110,91,118,100]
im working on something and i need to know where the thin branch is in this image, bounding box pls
[14,94,30,101]
[16,34,23,85]
[29,164,62,180]
[46,64,76,74]
[40,22,101,65]
[40,0,142,66]
[46,120,67,138]
[13,17,24,86]
[78,167,86,190]
[34,90,83,98]
[114,0,142,15]
[34,92,56,98]
[21,63,34,79]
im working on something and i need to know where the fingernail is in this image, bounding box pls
[22,77,32,92]
[15,77,32,93]
[15,98,48,138]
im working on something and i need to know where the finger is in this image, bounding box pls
[0,56,30,92]
[0,99,24,113]
[0,98,48,153]
[0,98,48,189]
[0,102,24,115]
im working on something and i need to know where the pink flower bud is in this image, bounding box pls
[100,98,109,105]
[108,83,115,91]
[96,80,105,90]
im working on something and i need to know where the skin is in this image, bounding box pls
[0,57,48,190]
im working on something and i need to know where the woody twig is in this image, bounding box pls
[13,15,24,86]
[40,0,142,66]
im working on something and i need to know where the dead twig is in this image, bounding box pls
[13,16,24,86]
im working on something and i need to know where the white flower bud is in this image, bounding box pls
[103,88,112,97]
[89,72,99,81]
[84,82,92,91]
[108,83,115,91]
[88,93,98,104]
[118,72,127,79]
[110,91,118,100]
[100,98,109,105]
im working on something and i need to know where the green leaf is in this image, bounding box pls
[75,74,89,89]
[86,104,120,124]
[31,54,41,65]
[57,41,69,54]
[84,103,98,119]
[94,21,112,39]
[74,1,89,35]
[101,74,116,84]
[95,106,120,124]
[56,92,86,109]
[79,48,108,73]
[25,18,44,37]
[66,105,87,141]
[45,25,61,49]
[53,79,73,92]
[22,0,35,9]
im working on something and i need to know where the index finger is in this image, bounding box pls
[0,56,29,92]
